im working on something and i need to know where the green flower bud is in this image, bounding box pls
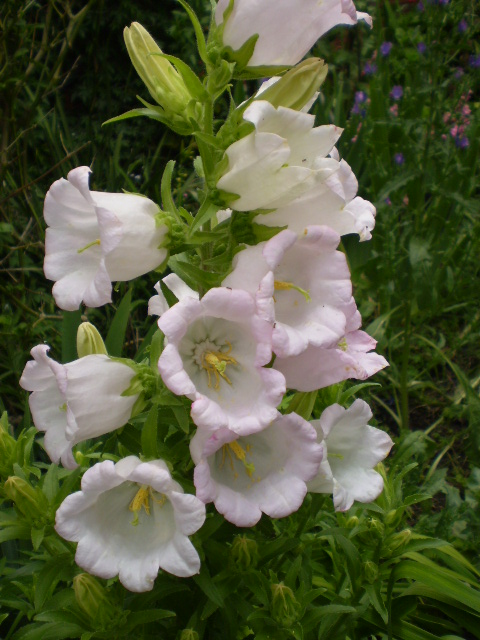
[3,476,49,521]
[0,413,16,479]
[73,573,116,628]
[76,322,108,358]
[384,508,402,527]
[178,630,199,640]
[346,516,359,529]
[230,536,259,571]
[258,58,328,111]
[124,23,192,114]
[363,561,379,584]
[386,529,411,553]
[367,517,385,537]
[271,583,301,628]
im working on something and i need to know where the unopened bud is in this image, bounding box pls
[384,509,401,527]
[271,583,301,628]
[73,573,114,628]
[124,23,191,113]
[3,476,49,521]
[345,516,359,529]
[178,630,199,640]
[259,58,328,111]
[76,322,108,358]
[368,517,385,537]
[230,536,259,571]
[363,561,379,584]
[387,529,411,552]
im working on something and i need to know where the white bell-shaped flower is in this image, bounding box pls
[223,225,356,358]
[254,158,376,241]
[191,412,323,527]
[216,0,372,67]
[44,166,168,310]
[157,287,285,436]
[308,400,393,511]
[55,457,206,592]
[217,100,341,212]
[20,345,138,469]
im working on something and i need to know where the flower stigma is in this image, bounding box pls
[77,239,101,254]
[129,485,167,526]
[274,280,311,302]
[201,341,238,390]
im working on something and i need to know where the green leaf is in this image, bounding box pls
[61,310,82,363]
[12,622,85,640]
[176,0,208,63]
[124,609,175,631]
[172,405,190,434]
[285,391,317,420]
[31,526,45,551]
[141,405,159,459]
[189,199,221,236]
[365,582,388,625]
[34,554,72,611]
[105,289,132,357]
[339,382,381,405]
[154,53,208,101]
[193,565,224,607]
[161,160,178,216]
[168,256,221,290]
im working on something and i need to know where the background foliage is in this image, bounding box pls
[1,0,479,638]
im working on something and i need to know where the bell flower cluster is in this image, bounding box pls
[17,0,395,594]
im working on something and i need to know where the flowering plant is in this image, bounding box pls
[8,0,451,636]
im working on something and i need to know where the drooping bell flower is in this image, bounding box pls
[20,345,139,468]
[44,166,168,310]
[215,0,372,67]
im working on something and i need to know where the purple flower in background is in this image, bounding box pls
[438,0,450,5]
[455,137,469,149]
[458,19,468,33]
[454,68,464,80]
[351,104,366,117]
[355,91,368,104]
[417,42,427,55]
[417,1,424,11]
[385,197,392,206]
[394,153,405,166]
[364,62,377,75]
[380,42,393,57]
[390,85,403,101]
[469,55,480,69]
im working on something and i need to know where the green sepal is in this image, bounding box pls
[176,0,208,64]
[161,160,179,217]
[252,221,287,243]
[234,62,291,81]
[189,199,221,236]
[221,34,259,74]
[152,52,209,101]
[103,100,195,136]
[169,254,222,291]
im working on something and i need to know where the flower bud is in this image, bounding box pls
[258,58,328,111]
[77,322,108,358]
[178,630,199,640]
[3,476,49,521]
[271,583,301,628]
[124,22,192,114]
[384,508,402,527]
[367,517,385,537]
[363,560,379,584]
[230,536,259,571]
[346,516,359,529]
[0,413,16,479]
[73,574,115,628]
[386,529,411,553]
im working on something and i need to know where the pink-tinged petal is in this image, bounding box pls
[158,343,197,398]
[67,166,95,204]
[192,412,322,526]
[162,273,199,301]
[148,282,170,317]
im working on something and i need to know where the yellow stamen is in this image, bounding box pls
[77,239,101,254]
[219,441,255,478]
[337,338,348,352]
[201,341,238,390]
[59,403,67,412]
[274,280,311,302]
[128,486,166,526]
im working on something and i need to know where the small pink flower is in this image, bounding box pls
[450,125,458,137]
[389,104,398,117]
[403,195,409,206]
[443,112,451,124]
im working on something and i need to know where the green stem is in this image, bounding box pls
[399,301,411,432]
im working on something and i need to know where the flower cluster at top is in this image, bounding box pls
[19,0,393,593]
